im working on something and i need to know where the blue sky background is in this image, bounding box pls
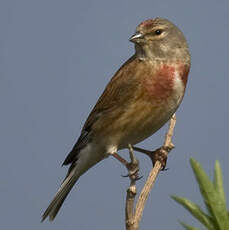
[1,0,229,229]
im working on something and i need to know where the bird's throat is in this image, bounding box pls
[135,43,166,61]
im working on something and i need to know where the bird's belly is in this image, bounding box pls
[118,85,184,149]
[118,106,174,149]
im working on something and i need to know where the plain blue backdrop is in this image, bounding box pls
[1,0,229,229]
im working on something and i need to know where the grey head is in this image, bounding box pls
[129,17,190,63]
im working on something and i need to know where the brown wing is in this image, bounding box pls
[63,55,140,165]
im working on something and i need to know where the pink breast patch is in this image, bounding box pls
[142,64,175,100]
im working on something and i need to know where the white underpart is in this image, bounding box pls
[76,144,104,177]
[107,145,118,155]
[172,69,184,107]
[75,143,117,178]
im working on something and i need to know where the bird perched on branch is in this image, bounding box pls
[42,17,191,221]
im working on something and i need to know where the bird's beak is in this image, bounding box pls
[129,32,143,43]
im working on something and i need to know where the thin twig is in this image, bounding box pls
[125,114,177,230]
[134,114,176,228]
[125,183,136,230]
[125,145,138,230]
[163,114,176,147]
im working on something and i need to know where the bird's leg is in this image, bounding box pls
[133,146,168,170]
[111,145,141,180]
[112,152,129,166]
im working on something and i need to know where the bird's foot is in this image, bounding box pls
[122,144,142,181]
[150,147,168,170]
[110,145,142,180]
[122,161,142,181]
[133,146,168,170]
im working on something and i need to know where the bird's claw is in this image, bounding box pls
[126,174,143,181]
[122,164,143,181]
[162,167,169,171]
[150,147,168,170]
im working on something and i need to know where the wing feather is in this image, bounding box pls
[63,55,140,165]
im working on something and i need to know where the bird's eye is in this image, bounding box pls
[155,29,162,35]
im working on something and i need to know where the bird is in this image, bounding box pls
[42,17,191,221]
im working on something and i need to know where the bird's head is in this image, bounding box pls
[130,18,190,62]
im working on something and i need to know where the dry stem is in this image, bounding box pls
[125,114,177,230]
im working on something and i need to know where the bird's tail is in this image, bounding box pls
[41,166,79,221]
[42,143,105,221]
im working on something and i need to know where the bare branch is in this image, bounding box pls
[133,161,161,229]
[134,114,176,226]
[163,114,176,148]
[125,182,137,230]
[125,145,138,230]
[125,114,177,230]
[134,114,176,228]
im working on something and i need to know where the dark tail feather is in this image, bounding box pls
[41,168,79,221]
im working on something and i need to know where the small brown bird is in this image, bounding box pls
[42,17,191,221]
